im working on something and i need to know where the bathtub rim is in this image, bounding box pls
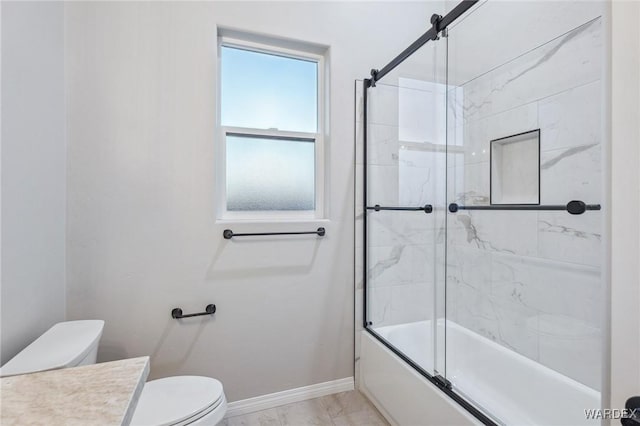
[362,325,499,425]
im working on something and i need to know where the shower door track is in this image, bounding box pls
[361,0,497,424]
[367,0,479,86]
[363,327,496,425]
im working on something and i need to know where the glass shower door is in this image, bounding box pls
[444,8,604,425]
[364,38,447,379]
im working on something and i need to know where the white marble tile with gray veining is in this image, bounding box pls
[358,14,604,399]
[537,313,601,390]
[390,282,433,325]
[538,211,602,267]
[366,164,399,207]
[367,286,392,327]
[367,244,412,287]
[367,243,435,288]
[449,161,490,205]
[391,213,437,246]
[448,210,539,256]
[398,152,442,208]
[540,143,601,204]
[360,123,400,167]
[448,280,539,360]
[371,124,400,168]
[538,80,601,152]
[446,245,493,294]
[462,18,602,122]
[366,212,399,248]
[457,102,539,167]
[490,252,602,328]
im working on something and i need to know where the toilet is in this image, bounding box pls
[0,320,227,426]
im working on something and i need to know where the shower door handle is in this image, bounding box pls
[366,204,433,214]
[448,200,601,215]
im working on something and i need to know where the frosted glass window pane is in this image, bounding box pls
[221,46,317,133]
[226,135,315,211]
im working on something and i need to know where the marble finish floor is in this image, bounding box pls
[221,391,389,426]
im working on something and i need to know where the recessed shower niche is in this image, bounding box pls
[490,129,540,205]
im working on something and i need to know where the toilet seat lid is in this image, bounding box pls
[131,376,224,426]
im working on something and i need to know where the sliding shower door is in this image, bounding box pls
[364,38,447,378]
[362,3,605,424]
[444,5,604,424]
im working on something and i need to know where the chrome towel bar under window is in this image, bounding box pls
[448,200,601,215]
[367,204,433,214]
[223,227,326,240]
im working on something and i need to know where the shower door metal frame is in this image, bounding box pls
[361,1,498,424]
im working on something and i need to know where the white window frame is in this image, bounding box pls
[216,36,326,221]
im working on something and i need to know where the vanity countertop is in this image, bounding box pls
[0,356,149,426]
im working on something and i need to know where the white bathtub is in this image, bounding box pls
[364,320,600,425]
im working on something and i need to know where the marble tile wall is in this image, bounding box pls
[356,16,603,393]
[354,79,447,383]
[358,81,446,330]
[446,18,604,390]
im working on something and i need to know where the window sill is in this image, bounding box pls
[215,218,330,226]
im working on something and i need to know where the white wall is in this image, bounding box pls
[0,1,66,364]
[609,0,640,413]
[64,1,438,402]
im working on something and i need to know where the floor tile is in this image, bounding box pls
[223,391,389,426]
[331,409,389,426]
[276,398,333,426]
[226,408,281,426]
[320,391,374,418]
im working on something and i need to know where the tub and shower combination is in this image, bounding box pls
[368,321,599,425]
[356,2,606,425]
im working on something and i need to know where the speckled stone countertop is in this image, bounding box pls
[0,356,149,426]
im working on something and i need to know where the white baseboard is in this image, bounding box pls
[225,377,355,418]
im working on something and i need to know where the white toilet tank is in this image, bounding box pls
[0,320,104,377]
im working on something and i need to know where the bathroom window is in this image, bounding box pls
[218,36,325,219]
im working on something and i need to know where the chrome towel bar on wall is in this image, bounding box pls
[171,304,216,319]
[448,200,601,215]
[223,227,326,240]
